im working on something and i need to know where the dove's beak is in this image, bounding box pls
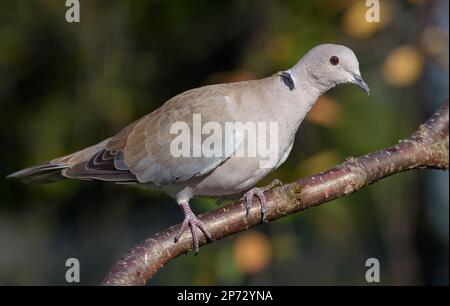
[352,73,370,95]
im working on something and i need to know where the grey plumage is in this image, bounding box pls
[8,44,369,252]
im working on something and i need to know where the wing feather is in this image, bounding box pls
[122,84,242,186]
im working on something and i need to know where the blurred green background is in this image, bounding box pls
[0,0,448,285]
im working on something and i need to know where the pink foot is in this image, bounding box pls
[174,201,212,254]
[244,187,267,223]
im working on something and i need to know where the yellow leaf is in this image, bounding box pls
[306,95,343,127]
[342,0,392,39]
[383,45,424,87]
[233,231,272,275]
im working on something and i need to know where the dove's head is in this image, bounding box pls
[295,44,369,95]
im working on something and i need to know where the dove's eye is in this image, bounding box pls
[329,56,339,65]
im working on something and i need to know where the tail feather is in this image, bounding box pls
[7,162,70,183]
[7,138,112,184]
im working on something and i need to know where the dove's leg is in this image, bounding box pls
[244,179,283,223]
[174,200,212,254]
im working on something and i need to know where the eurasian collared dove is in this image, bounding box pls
[8,44,369,253]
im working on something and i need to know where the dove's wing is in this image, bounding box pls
[65,84,243,186]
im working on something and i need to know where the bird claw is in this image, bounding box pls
[244,187,268,223]
[243,180,282,223]
[174,201,212,254]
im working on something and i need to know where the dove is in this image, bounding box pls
[8,44,369,253]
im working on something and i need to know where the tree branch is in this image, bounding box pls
[103,98,449,286]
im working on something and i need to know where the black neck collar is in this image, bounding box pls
[280,71,295,91]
